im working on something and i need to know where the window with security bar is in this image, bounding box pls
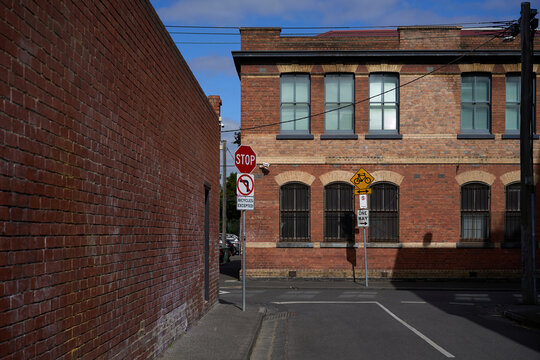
[505,182,520,242]
[369,183,399,242]
[280,183,310,241]
[324,182,354,242]
[460,183,490,241]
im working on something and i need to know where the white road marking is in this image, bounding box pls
[272,301,455,358]
[449,302,475,306]
[219,290,230,294]
[454,294,490,302]
[401,301,427,304]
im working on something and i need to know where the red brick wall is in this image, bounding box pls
[1,1,220,359]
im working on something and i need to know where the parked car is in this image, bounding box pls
[226,234,240,255]
[219,234,239,262]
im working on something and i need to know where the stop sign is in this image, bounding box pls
[235,145,257,173]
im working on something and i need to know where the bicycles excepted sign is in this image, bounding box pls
[350,168,374,190]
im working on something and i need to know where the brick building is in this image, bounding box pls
[1,1,220,358]
[232,27,540,279]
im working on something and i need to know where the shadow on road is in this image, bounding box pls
[220,256,240,280]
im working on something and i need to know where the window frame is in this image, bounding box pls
[368,73,400,135]
[460,73,491,135]
[324,73,355,134]
[280,182,310,242]
[505,73,536,135]
[504,182,520,242]
[460,182,491,242]
[369,182,400,243]
[324,182,354,242]
[280,73,311,134]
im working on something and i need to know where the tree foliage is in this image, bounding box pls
[220,172,241,235]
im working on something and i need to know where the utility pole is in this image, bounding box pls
[520,1,537,305]
[222,140,228,263]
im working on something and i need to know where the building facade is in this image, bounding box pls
[233,26,540,279]
[1,1,220,358]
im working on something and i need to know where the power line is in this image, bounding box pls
[168,25,514,37]
[164,21,513,30]
[172,28,515,45]
[222,31,503,133]
[173,32,506,45]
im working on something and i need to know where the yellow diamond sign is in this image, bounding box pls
[350,168,374,190]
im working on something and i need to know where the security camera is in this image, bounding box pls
[262,162,270,168]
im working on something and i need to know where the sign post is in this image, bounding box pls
[234,146,257,311]
[357,209,369,287]
[352,168,374,287]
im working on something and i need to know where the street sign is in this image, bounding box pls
[357,209,369,227]
[350,168,374,190]
[237,197,254,210]
[235,145,257,174]
[236,173,254,197]
[359,194,368,209]
[237,173,254,211]
[354,188,372,195]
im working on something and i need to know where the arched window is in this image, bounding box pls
[461,182,490,241]
[324,182,354,241]
[369,182,399,242]
[280,183,310,241]
[505,182,520,242]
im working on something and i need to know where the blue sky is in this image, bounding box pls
[149,0,537,173]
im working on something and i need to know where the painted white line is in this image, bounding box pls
[273,301,372,305]
[375,302,455,358]
[401,301,427,304]
[219,290,230,294]
[272,301,454,358]
[449,302,475,306]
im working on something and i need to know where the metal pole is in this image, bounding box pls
[222,140,228,263]
[242,210,246,311]
[363,227,368,287]
[520,1,537,305]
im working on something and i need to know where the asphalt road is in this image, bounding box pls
[219,273,540,359]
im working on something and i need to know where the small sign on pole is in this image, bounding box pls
[359,194,368,209]
[357,209,369,227]
[236,173,254,211]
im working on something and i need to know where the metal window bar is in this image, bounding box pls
[280,183,310,241]
[460,183,490,241]
[324,183,354,242]
[369,183,399,242]
[504,183,520,242]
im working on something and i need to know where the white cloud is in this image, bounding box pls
[156,0,398,24]
[186,55,237,76]
[155,0,522,27]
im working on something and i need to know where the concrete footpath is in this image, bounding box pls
[159,266,540,359]
[159,301,266,360]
